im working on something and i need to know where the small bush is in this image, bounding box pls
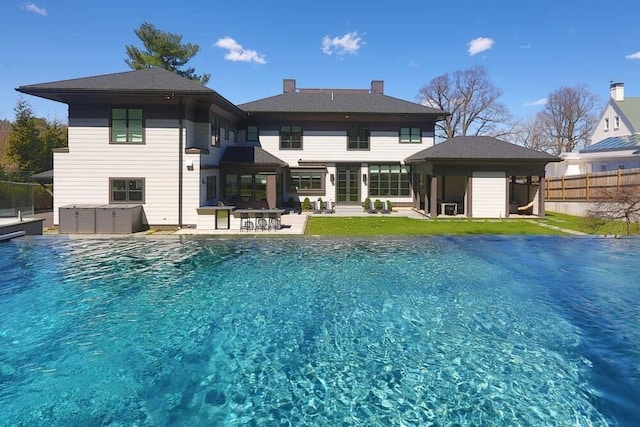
[302,197,312,211]
[374,199,383,211]
[386,200,393,211]
[362,197,372,212]
[318,197,324,209]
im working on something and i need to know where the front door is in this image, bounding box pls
[336,165,360,204]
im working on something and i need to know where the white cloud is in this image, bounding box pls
[214,37,266,64]
[524,98,547,107]
[21,2,47,16]
[321,32,363,56]
[520,43,531,49]
[467,37,494,56]
[625,51,640,60]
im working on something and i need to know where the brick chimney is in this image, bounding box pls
[371,80,384,94]
[610,82,624,101]
[283,79,296,93]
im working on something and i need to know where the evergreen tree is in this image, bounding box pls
[125,22,210,85]
[6,99,42,173]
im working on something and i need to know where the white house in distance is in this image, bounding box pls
[547,82,640,177]
[17,68,558,230]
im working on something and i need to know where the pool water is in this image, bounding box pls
[0,236,638,426]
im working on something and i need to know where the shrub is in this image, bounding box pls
[302,197,312,211]
[318,197,324,209]
[362,197,371,212]
[386,200,393,211]
[374,199,383,211]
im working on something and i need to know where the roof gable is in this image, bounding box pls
[238,91,446,116]
[614,97,640,132]
[405,136,559,162]
[17,67,214,94]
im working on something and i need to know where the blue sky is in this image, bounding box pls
[2,0,639,123]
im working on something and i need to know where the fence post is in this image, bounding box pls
[586,172,590,200]
[617,168,622,195]
[562,175,565,200]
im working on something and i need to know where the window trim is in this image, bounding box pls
[399,127,422,143]
[110,108,144,144]
[280,125,303,150]
[604,118,610,131]
[347,126,370,150]
[109,178,145,204]
[614,116,620,130]
[367,164,411,197]
[289,169,325,195]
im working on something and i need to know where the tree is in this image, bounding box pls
[5,99,67,175]
[125,22,210,85]
[417,66,511,139]
[587,185,640,235]
[537,85,600,155]
[510,114,555,153]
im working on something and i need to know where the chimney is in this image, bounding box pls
[283,79,296,93]
[610,82,624,101]
[371,80,384,94]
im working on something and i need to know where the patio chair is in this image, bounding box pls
[267,212,281,230]
[380,200,391,214]
[254,212,268,231]
[312,200,323,214]
[239,213,254,231]
[366,199,377,214]
[324,200,335,214]
[517,200,535,215]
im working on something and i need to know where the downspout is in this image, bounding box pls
[178,96,183,228]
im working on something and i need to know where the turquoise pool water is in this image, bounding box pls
[0,236,638,426]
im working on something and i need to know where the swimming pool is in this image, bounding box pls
[0,236,638,426]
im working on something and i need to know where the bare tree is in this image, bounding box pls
[510,113,555,153]
[417,66,511,139]
[538,85,600,155]
[587,185,640,235]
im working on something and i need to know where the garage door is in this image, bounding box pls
[472,171,506,218]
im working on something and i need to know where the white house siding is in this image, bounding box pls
[472,171,506,218]
[53,117,189,226]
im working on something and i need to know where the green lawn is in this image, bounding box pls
[305,216,568,236]
[543,211,640,235]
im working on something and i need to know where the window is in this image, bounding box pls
[400,127,421,143]
[210,114,220,147]
[368,164,410,197]
[280,125,302,149]
[289,170,324,194]
[206,176,217,201]
[604,118,610,131]
[111,109,143,143]
[225,174,238,204]
[348,126,369,150]
[223,120,230,141]
[110,178,145,203]
[223,173,270,203]
[247,126,258,142]
[614,116,620,129]
[600,165,607,172]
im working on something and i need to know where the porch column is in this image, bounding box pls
[429,176,438,217]
[466,175,473,218]
[267,175,277,209]
[538,176,546,218]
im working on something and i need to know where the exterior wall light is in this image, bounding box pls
[362,173,367,184]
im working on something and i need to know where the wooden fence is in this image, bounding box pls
[546,168,640,200]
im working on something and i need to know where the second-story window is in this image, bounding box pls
[400,127,421,143]
[614,116,620,129]
[111,108,143,143]
[604,118,610,131]
[348,126,369,150]
[280,125,302,149]
[247,125,258,142]
[210,114,220,147]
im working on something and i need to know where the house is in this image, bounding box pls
[406,136,559,217]
[547,82,640,177]
[16,68,447,228]
[17,68,559,229]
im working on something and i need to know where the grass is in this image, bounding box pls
[543,211,640,235]
[305,216,568,236]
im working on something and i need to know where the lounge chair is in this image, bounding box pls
[517,200,535,215]
[312,200,323,214]
[380,200,391,214]
[366,199,377,214]
[324,200,335,214]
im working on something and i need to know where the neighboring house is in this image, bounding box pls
[16,68,447,227]
[547,82,640,177]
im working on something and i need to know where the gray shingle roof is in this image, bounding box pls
[17,67,214,94]
[405,136,560,162]
[219,146,287,166]
[581,134,640,153]
[238,91,446,115]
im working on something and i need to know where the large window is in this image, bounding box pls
[368,164,410,197]
[400,127,421,143]
[289,170,324,194]
[111,108,143,143]
[110,178,145,203]
[280,125,302,149]
[225,174,238,204]
[247,126,258,142]
[224,173,270,203]
[211,114,220,147]
[348,126,369,150]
